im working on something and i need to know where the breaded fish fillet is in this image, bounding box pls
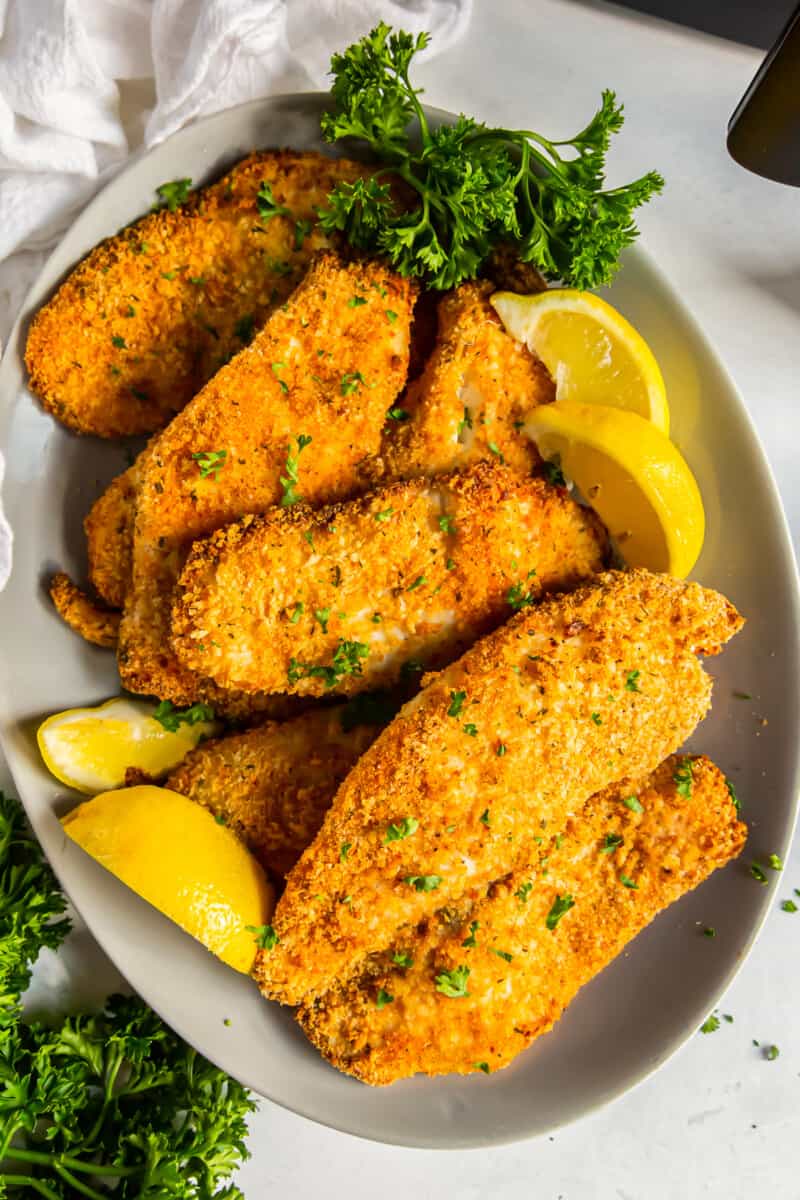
[170,462,607,697]
[76,276,551,624]
[166,697,397,878]
[297,754,746,1083]
[25,151,377,438]
[254,569,743,1007]
[85,466,139,609]
[380,281,554,482]
[49,573,120,648]
[73,276,552,628]
[118,253,415,710]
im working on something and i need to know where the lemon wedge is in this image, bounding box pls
[491,289,669,434]
[525,402,704,578]
[38,697,217,795]
[62,786,274,973]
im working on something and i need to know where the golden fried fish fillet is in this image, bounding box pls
[25,151,378,438]
[74,275,552,629]
[170,461,606,697]
[254,569,743,1006]
[297,754,746,1083]
[48,573,120,648]
[166,697,397,878]
[85,466,139,609]
[380,281,554,482]
[117,252,415,711]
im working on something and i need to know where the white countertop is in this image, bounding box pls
[6,1,800,1195]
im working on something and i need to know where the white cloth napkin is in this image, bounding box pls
[0,0,470,592]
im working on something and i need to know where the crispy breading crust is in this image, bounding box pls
[166,705,384,878]
[171,461,607,696]
[117,252,416,712]
[48,573,120,648]
[297,754,746,1083]
[85,465,139,609]
[253,569,743,1006]
[379,281,554,483]
[25,151,379,437]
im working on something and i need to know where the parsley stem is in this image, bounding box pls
[0,1175,62,1200]
[54,1164,108,1200]
[5,1149,138,1178]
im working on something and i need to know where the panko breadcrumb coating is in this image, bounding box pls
[48,574,120,648]
[254,569,743,1007]
[166,698,397,878]
[85,466,139,609]
[117,252,415,711]
[25,151,379,438]
[171,461,607,696]
[77,275,551,627]
[380,281,554,482]
[297,754,746,1083]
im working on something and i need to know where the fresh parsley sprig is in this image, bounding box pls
[319,24,663,291]
[0,792,254,1198]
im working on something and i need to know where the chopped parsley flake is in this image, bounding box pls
[496,743,507,757]
[314,607,330,634]
[153,700,214,732]
[435,965,470,998]
[514,882,533,904]
[765,1044,779,1061]
[341,370,366,395]
[392,950,414,968]
[674,761,694,799]
[447,690,466,717]
[374,507,394,522]
[457,406,473,437]
[407,575,426,591]
[348,295,367,308]
[279,433,312,506]
[492,948,513,962]
[462,920,479,948]
[463,723,478,737]
[294,218,312,249]
[256,180,289,220]
[385,817,419,843]
[287,637,369,690]
[703,926,716,938]
[288,601,304,624]
[156,177,192,210]
[111,335,127,349]
[546,894,575,930]
[340,842,352,862]
[404,874,442,893]
[506,580,537,610]
[726,778,742,814]
[191,449,227,480]
[385,309,398,323]
[619,873,638,890]
[625,669,641,692]
[479,809,490,827]
[487,441,505,463]
[750,862,768,884]
[590,712,602,726]
[733,690,752,700]
[768,853,783,871]
[475,1061,490,1074]
[247,923,278,950]
[386,406,410,420]
[438,515,456,534]
[600,832,623,854]
[375,988,394,1009]
[700,1014,720,1034]
[781,899,798,913]
[543,458,566,487]
[623,795,643,814]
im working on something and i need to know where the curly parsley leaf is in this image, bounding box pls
[319,24,663,291]
[153,700,215,733]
